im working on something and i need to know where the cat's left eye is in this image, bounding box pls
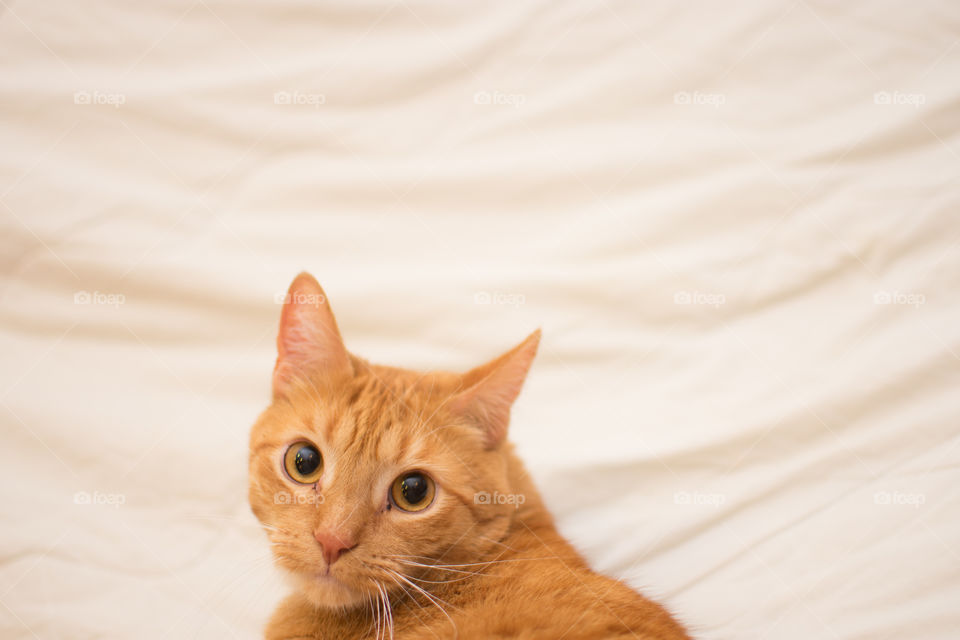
[283,441,323,484]
[390,472,436,512]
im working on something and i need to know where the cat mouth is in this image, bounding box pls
[308,567,360,593]
[285,564,349,588]
[312,571,343,585]
[292,568,367,608]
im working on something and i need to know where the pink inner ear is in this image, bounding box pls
[454,330,541,448]
[273,273,352,398]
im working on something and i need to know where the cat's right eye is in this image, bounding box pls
[283,441,323,484]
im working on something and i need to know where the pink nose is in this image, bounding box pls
[313,528,356,566]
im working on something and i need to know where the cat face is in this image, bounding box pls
[248,273,539,609]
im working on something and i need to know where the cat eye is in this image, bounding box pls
[390,472,436,512]
[283,441,323,484]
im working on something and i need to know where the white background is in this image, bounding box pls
[1,1,959,638]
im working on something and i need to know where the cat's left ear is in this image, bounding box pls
[273,273,352,399]
[453,330,541,449]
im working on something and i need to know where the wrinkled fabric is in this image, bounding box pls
[1,1,958,638]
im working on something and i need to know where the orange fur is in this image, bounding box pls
[249,273,689,639]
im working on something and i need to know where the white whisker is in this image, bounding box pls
[394,560,488,576]
[403,572,485,584]
[388,568,460,638]
[390,555,551,569]
[375,580,394,640]
[370,581,382,640]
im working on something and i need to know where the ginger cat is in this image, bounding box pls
[249,273,689,639]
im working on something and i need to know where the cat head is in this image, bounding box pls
[248,273,539,609]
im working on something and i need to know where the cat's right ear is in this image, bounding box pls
[273,273,352,400]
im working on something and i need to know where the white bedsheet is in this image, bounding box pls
[2,1,959,638]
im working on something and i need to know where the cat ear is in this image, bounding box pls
[453,330,541,449]
[273,273,352,399]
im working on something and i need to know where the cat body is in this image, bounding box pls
[249,273,688,639]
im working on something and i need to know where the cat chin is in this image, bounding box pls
[288,570,367,609]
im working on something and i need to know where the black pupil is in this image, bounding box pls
[401,474,428,504]
[295,446,321,476]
